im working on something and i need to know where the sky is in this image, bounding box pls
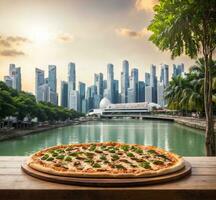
[0,0,195,94]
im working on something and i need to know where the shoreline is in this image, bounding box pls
[0,118,97,142]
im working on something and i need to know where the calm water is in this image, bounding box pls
[0,120,205,156]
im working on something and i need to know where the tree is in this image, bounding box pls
[13,92,37,121]
[0,90,16,120]
[148,0,216,155]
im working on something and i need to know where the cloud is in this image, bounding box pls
[135,0,158,11]
[56,33,74,43]
[0,35,30,57]
[116,27,151,39]
[0,50,25,57]
[0,35,30,47]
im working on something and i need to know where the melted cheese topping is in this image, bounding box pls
[36,143,177,173]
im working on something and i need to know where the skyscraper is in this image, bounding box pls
[157,82,165,107]
[121,60,129,103]
[145,72,150,86]
[35,68,45,101]
[138,81,145,102]
[68,90,80,111]
[81,99,88,113]
[113,80,119,103]
[60,81,68,108]
[14,67,21,92]
[37,83,50,102]
[68,62,76,109]
[107,63,114,102]
[7,64,22,91]
[145,86,153,103]
[48,65,58,105]
[94,73,104,98]
[68,62,76,90]
[127,87,135,103]
[128,68,138,103]
[86,86,92,111]
[160,64,169,87]
[48,65,57,92]
[150,64,157,103]
[79,82,86,112]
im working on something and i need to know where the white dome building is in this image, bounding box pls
[99,97,111,109]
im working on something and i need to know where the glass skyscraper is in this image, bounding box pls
[121,60,129,103]
[35,68,45,101]
[79,82,86,112]
[150,64,157,103]
[48,65,58,105]
[61,81,68,108]
[107,63,114,102]
[160,64,169,87]
[68,62,76,109]
[7,64,22,92]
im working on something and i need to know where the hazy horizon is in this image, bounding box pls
[0,0,195,94]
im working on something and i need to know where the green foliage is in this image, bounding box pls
[0,81,83,122]
[165,58,216,112]
[148,0,216,59]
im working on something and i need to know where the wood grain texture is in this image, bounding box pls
[0,157,216,200]
[21,161,191,187]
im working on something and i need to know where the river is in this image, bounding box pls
[0,119,205,156]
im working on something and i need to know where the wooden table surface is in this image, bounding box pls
[0,156,216,200]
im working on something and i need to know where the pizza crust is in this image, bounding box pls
[27,142,185,178]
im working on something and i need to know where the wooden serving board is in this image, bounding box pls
[21,161,191,187]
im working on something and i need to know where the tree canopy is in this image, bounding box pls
[0,81,83,122]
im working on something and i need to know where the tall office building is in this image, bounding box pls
[48,65,57,92]
[94,73,103,98]
[81,99,88,113]
[160,64,169,87]
[79,82,86,112]
[68,62,76,109]
[128,68,138,103]
[14,67,21,92]
[145,73,150,86]
[37,83,50,102]
[48,65,58,105]
[60,81,68,108]
[113,80,119,103]
[35,68,45,101]
[68,90,80,111]
[49,90,58,105]
[150,64,157,103]
[68,62,76,90]
[145,86,153,103]
[121,60,129,103]
[157,82,165,107]
[86,86,92,111]
[107,63,114,102]
[7,64,22,91]
[127,87,135,103]
[138,81,145,102]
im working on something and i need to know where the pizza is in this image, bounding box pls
[27,142,185,178]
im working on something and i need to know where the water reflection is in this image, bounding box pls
[0,119,205,156]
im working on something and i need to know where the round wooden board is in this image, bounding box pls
[21,161,191,187]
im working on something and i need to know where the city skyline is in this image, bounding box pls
[0,0,195,93]
[3,60,185,112]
